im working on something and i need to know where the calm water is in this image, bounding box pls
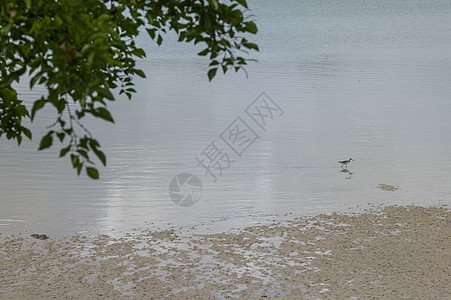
[1,0,451,235]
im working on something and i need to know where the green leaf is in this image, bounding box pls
[245,21,258,34]
[208,68,217,81]
[31,99,46,120]
[22,127,32,140]
[133,48,146,58]
[96,107,115,123]
[134,69,146,78]
[81,44,90,54]
[71,154,79,167]
[87,52,94,65]
[56,98,66,113]
[58,118,66,127]
[98,88,114,100]
[92,147,106,166]
[60,146,71,157]
[198,48,209,56]
[157,35,163,46]
[146,28,156,39]
[30,73,43,89]
[235,0,248,8]
[77,162,83,176]
[243,42,259,51]
[89,139,100,148]
[77,149,89,160]
[86,167,99,179]
[38,76,47,85]
[38,132,53,150]
[57,132,65,142]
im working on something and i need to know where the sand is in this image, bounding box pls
[0,205,449,299]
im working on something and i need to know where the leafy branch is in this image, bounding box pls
[0,0,258,178]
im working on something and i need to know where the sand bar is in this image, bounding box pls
[0,205,449,299]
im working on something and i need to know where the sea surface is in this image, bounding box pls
[1,0,451,235]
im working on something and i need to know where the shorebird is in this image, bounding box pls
[338,158,354,168]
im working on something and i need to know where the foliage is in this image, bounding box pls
[0,0,258,178]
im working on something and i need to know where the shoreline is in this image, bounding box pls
[1,204,449,299]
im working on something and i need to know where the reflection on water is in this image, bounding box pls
[1,0,451,235]
[340,169,353,180]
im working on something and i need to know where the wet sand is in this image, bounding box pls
[378,184,399,191]
[0,205,449,299]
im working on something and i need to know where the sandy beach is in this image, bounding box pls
[0,205,449,299]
